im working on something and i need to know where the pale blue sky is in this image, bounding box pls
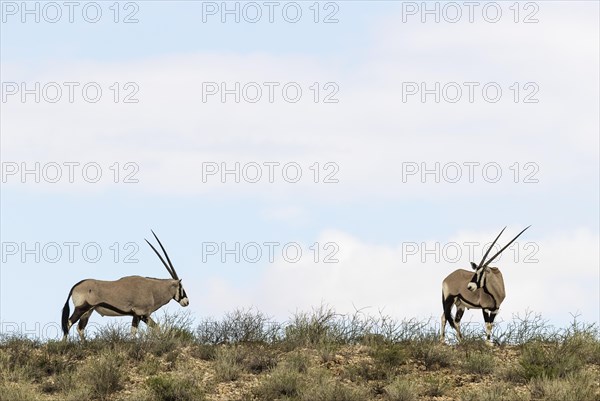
[1,1,598,340]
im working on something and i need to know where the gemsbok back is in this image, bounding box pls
[440,226,530,344]
[61,231,189,341]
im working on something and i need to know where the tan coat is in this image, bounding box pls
[71,276,180,317]
[442,268,506,311]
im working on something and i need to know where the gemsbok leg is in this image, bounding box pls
[130,315,159,337]
[65,304,94,340]
[441,295,464,342]
[141,315,158,328]
[482,310,499,344]
[77,309,94,341]
[454,307,465,339]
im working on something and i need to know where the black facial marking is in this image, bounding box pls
[470,266,487,289]
[469,270,480,288]
[173,282,185,301]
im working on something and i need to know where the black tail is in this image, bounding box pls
[443,294,456,330]
[61,291,72,337]
[62,281,83,337]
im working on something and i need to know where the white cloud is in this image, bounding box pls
[1,3,597,201]
[192,227,599,326]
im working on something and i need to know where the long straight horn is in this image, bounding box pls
[145,239,176,278]
[477,227,506,268]
[151,230,179,279]
[483,225,531,267]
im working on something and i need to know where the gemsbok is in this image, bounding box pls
[440,226,530,344]
[61,231,189,341]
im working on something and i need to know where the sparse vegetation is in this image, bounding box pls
[145,374,205,401]
[78,350,124,400]
[213,346,243,382]
[423,375,450,397]
[384,377,419,401]
[370,343,409,370]
[301,369,369,401]
[0,308,597,400]
[254,363,304,400]
[460,382,530,401]
[462,350,496,374]
[528,371,597,401]
[517,332,593,381]
[410,340,454,370]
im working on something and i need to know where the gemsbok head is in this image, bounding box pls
[61,231,189,341]
[440,226,530,344]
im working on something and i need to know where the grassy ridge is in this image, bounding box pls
[1,307,598,401]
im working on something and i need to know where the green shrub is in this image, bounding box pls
[0,382,39,401]
[410,341,454,370]
[384,377,418,401]
[370,344,408,369]
[196,308,281,344]
[318,342,339,364]
[498,362,527,384]
[144,337,179,358]
[457,336,491,352]
[254,365,304,400]
[562,332,600,365]
[518,341,583,380]
[0,336,39,381]
[78,350,125,400]
[92,322,132,345]
[283,351,311,374]
[462,351,495,375]
[191,344,216,361]
[139,355,162,376]
[45,339,84,357]
[284,305,340,347]
[423,376,450,397]
[213,346,243,382]
[529,371,597,401]
[344,360,388,382]
[38,351,72,377]
[243,346,277,374]
[146,374,205,401]
[53,369,78,394]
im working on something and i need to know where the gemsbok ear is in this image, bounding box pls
[470,262,477,270]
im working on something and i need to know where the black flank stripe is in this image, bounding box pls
[96,303,136,316]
